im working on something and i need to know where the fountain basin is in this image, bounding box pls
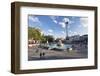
[40,43,72,51]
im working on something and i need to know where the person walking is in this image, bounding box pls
[40,53,42,58]
[42,52,45,57]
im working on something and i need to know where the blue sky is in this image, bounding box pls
[28,15,88,39]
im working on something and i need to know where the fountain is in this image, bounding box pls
[57,40,64,47]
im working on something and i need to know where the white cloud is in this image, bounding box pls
[69,30,72,33]
[73,32,77,35]
[63,18,70,22]
[63,17,74,24]
[71,31,78,35]
[29,16,41,26]
[50,16,58,24]
[47,29,54,35]
[59,22,66,28]
[48,33,53,35]
[62,31,65,34]
[80,17,88,27]
[48,29,53,33]
[29,16,39,22]
[54,20,57,24]
[69,30,73,35]
[69,30,78,36]
[59,17,73,28]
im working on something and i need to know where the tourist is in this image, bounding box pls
[42,52,45,57]
[40,53,42,58]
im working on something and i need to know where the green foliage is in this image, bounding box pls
[28,27,42,40]
[44,35,54,43]
[40,35,46,43]
[28,27,55,43]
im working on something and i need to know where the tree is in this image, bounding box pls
[44,35,54,43]
[28,27,42,40]
[41,35,47,43]
[28,27,55,43]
